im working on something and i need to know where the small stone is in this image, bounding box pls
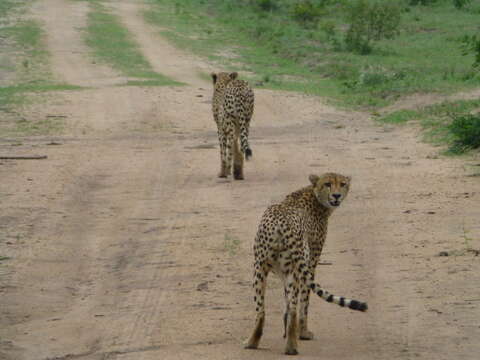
[197,282,209,291]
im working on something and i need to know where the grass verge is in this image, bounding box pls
[144,0,480,109]
[84,0,181,86]
[378,98,480,154]
[1,5,81,136]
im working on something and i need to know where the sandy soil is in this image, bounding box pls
[1,1,480,359]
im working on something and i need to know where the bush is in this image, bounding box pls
[448,113,480,153]
[291,1,325,25]
[409,0,438,5]
[252,0,277,12]
[453,0,471,9]
[320,21,341,49]
[345,0,402,54]
[461,34,480,68]
[343,65,406,90]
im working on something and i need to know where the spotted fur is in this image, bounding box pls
[245,173,367,355]
[211,72,254,180]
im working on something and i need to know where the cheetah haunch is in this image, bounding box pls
[211,72,254,180]
[245,173,367,355]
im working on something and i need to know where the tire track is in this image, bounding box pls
[33,0,124,87]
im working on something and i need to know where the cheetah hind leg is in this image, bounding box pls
[245,264,268,350]
[233,134,244,180]
[299,283,314,340]
[217,130,228,178]
[223,123,235,178]
[284,272,299,355]
[283,277,314,341]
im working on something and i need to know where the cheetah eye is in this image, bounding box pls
[340,182,347,187]
[324,182,332,188]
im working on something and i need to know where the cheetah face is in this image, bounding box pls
[211,71,238,89]
[309,173,351,209]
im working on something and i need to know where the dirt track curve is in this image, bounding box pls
[1,1,479,359]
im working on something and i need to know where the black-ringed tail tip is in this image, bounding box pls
[245,148,252,160]
[310,283,368,312]
[347,299,368,312]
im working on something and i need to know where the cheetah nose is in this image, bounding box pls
[332,193,342,200]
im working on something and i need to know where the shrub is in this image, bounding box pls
[345,0,402,54]
[461,34,480,68]
[291,0,325,25]
[343,65,405,90]
[251,0,277,12]
[320,21,341,49]
[409,0,438,5]
[453,0,471,9]
[448,113,480,153]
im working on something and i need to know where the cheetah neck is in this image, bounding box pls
[308,188,334,218]
[286,186,334,218]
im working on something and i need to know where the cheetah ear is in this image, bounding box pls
[211,72,217,84]
[309,174,320,186]
[229,72,238,80]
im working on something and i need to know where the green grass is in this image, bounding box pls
[0,256,11,262]
[378,98,480,153]
[144,0,480,109]
[0,0,23,24]
[379,109,420,124]
[84,0,180,86]
[0,16,56,112]
[0,83,81,106]
[4,20,51,83]
[448,113,480,153]
[0,83,82,135]
[0,4,83,136]
[14,117,64,135]
[224,233,241,256]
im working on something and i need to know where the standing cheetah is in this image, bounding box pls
[245,173,367,355]
[211,72,254,180]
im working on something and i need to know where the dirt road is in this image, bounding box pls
[1,1,479,359]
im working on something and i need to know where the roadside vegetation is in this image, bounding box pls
[0,1,80,136]
[0,0,180,137]
[145,0,480,154]
[379,98,480,154]
[83,0,181,86]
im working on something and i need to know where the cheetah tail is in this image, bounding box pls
[239,118,252,160]
[245,147,252,160]
[309,283,368,312]
[240,133,252,160]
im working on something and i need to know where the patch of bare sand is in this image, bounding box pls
[381,88,480,114]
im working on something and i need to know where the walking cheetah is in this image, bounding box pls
[211,72,254,180]
[245,173,367,355]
